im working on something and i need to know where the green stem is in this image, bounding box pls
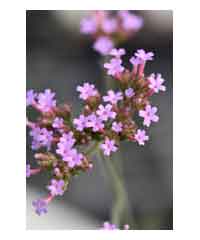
[98,150,135,228]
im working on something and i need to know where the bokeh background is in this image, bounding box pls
[26,10,173,230]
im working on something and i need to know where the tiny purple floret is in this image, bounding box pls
[134,129,149,145]
[139,105,159,127]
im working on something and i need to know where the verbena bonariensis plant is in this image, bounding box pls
[26,47,166,229]
[80,10,143,55]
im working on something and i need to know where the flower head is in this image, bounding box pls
[26,89,37,106]
[112,121,123,133]
[32,199,48,216]
[103,90,123,105]
[148,73,166,93]
[134,49,154,62]
[47,179,65,196]
[100,138,118,156]
[37,89,56,112]
[93,37,114,55]
[96,104,116,121]
[139,105,159,127]
[134,129,149,145]
[104,58,124,77]
[80,16,97,34]
[77,83,98,101]
[109,48,126,58]
[125,88,135,98]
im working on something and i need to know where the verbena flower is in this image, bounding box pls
[81,11,143,55]
[148,73,166,93]
[52,117,64,129]
[104,58,124,76]
[32,199,48,216]
[139,105,159,127]
[47,179,65,196]
[93,37,114,55]
[80,16,97,34]
[26,164,31,177]
[96,104,116,121]
[29,127,53,150]
[37,89,56,112]
[134,129,149,145]
[125,88,135,98]
[56,132,76,157]
[110,48,126,58]
[101,222,118,230]
[103,90,123,105]
[102,18,117,33]
[86,113,104,132]
[100,138,118,156]
[112,121,123,133]
[73,114,87,131]
[134,49,154,62]
[27,47,166,216]
[118,11,143,31]
[26,89,37,106]
[77,83,98,100]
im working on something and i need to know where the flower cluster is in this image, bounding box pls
[26,48,166,217]
[80,11,143,55]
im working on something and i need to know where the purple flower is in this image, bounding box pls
[125,88,135,98]
[134,129,149,145]
[56,132,83,168]
[52,117,64,129]
[103,90,123,105]
[119,11,143,31]
[29,127,53,150]
[80,16,97,34]
[148,73,166,93]
[110,48,126,58]
[100,138,118,156]
[76,83,98,100]
[67,150,83,168]
[56,132,76,157]
[104,58,124,76]
[62,148,83,168]
[26,89,37,106]
[129,56,141,66]
[47,179,65,196]
[134,49,154,62]
[96,104,116,121]
[139,105,159,127]
[73,114,87,131]
[26,164,31,178]
[93,37,114,55]
[112,122,123,133]
[102,18,117,33]
[86,114,104,132]
[32,199,48,216]
[101,222,118,230]
[37,89,56,112]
